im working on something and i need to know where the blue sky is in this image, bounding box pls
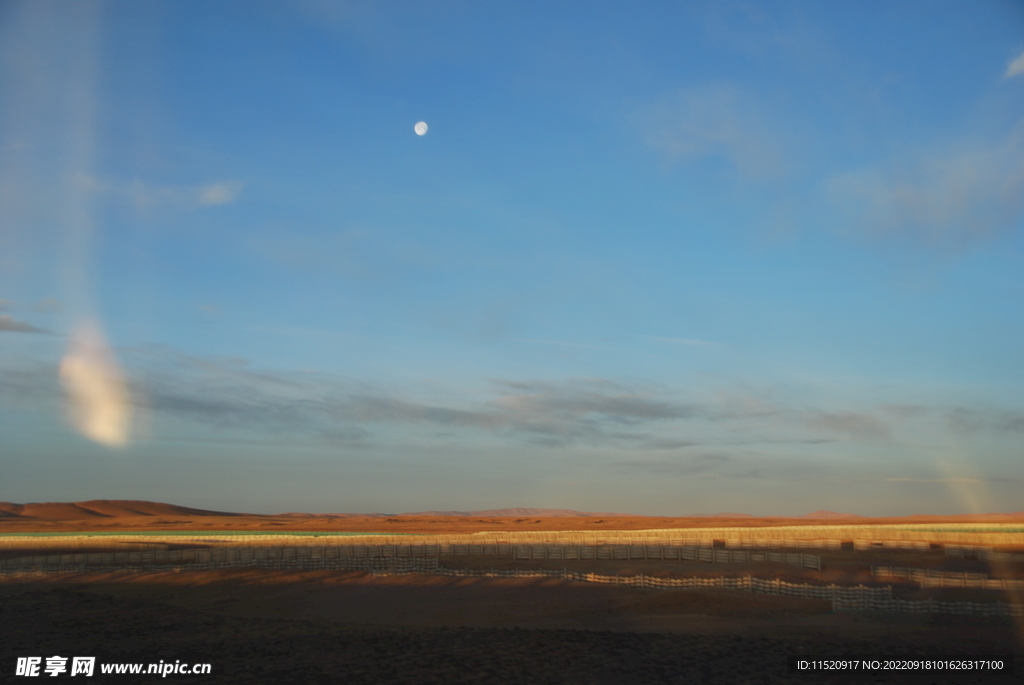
[1,1,1022,516]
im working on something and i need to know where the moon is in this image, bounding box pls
[414,121,428,136]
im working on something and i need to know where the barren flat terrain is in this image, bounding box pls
[1,571,1020,684]
[2,499,1023,534]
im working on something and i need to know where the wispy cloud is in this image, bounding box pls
[946,407,1024,435]
[647,335,718,347]
[0,315,50,334]
[80,351,714,448]
[245,325,352,340]
[3,346,1021,460]
[247,225,434,278]
[0,359,61,404]
[198,181,244,206]
[116,356,921,449]
[885,477,999,485]
[804,411,889,439]
[617,451,782,481]
[617,453,736,477]
[826,119,1024,246]
[1007,50,1024,78]
[32,298,63,313]
[513,338,605,350]
[996,412,1024,433]
[638,83,786,178]
[76,174,244,210]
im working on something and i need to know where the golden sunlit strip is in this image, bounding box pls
[59,320,131,447]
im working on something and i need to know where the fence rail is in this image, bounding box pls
[2,547,1020,617]
[0,544,821,570]
[0,534,921,555]
[833,596,1023,617]
[873,566,1024,591]
[0,548,436,573]
[944,546,1024,562]
[2,526,1023,550]
[509,544,821,570]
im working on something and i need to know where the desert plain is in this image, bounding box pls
[1,501,1022,684]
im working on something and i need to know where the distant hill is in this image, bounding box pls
[688,512,755,518]
[0,500,241,520]
[3,500,1022,522]
[275,512,396,518]
[398,508,636,518]
[800,510,865,519]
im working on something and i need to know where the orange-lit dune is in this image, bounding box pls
[1,500,1022,534]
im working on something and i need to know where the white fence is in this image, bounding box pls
[873,566,1024,591]
[0,543,820,569]
[833,596,1024,617]
[3,546,1021,617]
[4,528,1023,551]
[944,546,1024,562]
[510,544,821,570]
[0,546,441,574]
[425,567,891,600]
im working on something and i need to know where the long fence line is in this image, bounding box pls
[0,535,1008,555]
[832,596,1024,617]
[944,546,1024,562]
[0,549,884,600]
[452,526,1023,546]
[873,566,1024,591]
[2,546,1021,618]
[0,546,440,570]
[0,544,820,571]
[0,553,440,575]
[2,525,1023,549]
[509,544,821,570]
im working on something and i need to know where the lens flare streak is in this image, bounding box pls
[59,321,131,447]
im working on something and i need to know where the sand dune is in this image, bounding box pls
[0,500,241,520]
[399,508,637,517]
[0,501,1022,535]
[799,510,866,519]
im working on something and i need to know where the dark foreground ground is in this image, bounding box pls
[1,572,1021,685]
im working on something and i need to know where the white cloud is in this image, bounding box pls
[198,181,244,206]
[1007,50,1024,78]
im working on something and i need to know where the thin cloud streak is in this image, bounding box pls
[804,411,890,439]
[513,338,606,350]
[648,335,718,347]
[638,83,787,179]
[112,353,1022,452]
[825,119,1024,247]
[1007,50,1024,78]
[3,346,1022,464]
[75,174,244,210]
[0,315,50,334]
[886,478,985,484]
